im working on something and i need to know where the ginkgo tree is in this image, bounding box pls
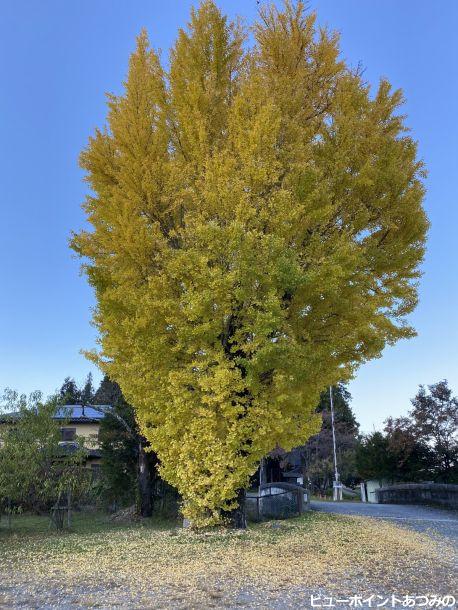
[72,1,428,527]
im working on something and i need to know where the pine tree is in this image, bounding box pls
[59,377,81,404]
[72,2,428,526]
[356,432,395,482]
[80,373,95,404]
[93,375,123,406]
[96,391,142,509]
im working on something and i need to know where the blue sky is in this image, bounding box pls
[1,0,457,432]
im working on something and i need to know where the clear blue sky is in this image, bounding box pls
[1,1,457,432]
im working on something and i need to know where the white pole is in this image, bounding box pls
[329,386,341,501]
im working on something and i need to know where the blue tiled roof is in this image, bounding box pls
[0,405,111,423]
[54,405,109,420]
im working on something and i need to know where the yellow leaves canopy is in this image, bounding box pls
[72,1,428,525]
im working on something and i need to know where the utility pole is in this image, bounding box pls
[329,386,342,501]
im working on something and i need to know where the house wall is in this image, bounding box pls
[0,419,103,469]
[61,422,101,449]
[0,421,102,447]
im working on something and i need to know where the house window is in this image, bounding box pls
[61,427,76,441]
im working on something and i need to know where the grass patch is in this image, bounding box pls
[0,510,174,537]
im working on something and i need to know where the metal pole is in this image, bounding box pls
[329,386,341,501]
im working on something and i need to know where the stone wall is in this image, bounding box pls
[376,483,458,510]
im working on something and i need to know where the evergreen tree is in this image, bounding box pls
[80,372,95,404]
[59,377,81,404]
[318,385,359,432]
[93,375,123,406]
[72,2,428,526]
[356,432,395,482]
[93,377,157,516]
[357,381,458,484]
[96,393,140,508]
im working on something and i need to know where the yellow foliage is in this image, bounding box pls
[71,1,428,526]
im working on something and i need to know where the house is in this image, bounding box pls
[54,405,108,471]
[0,404,109,472]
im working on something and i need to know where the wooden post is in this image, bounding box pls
[7,498,12,529]
[67,489,72,529]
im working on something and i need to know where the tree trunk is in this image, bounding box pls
[224,488,247,529]
[137,441,153,517]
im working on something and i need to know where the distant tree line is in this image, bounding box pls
[2,375,456,527]
[357,381,458,484]
[280,380,457,494]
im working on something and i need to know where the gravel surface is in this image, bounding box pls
[311,500,458,543]
[0,508,456,610]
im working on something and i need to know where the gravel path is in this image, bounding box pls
[311,500,458,543]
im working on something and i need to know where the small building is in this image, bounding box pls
[360,478,392,503]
